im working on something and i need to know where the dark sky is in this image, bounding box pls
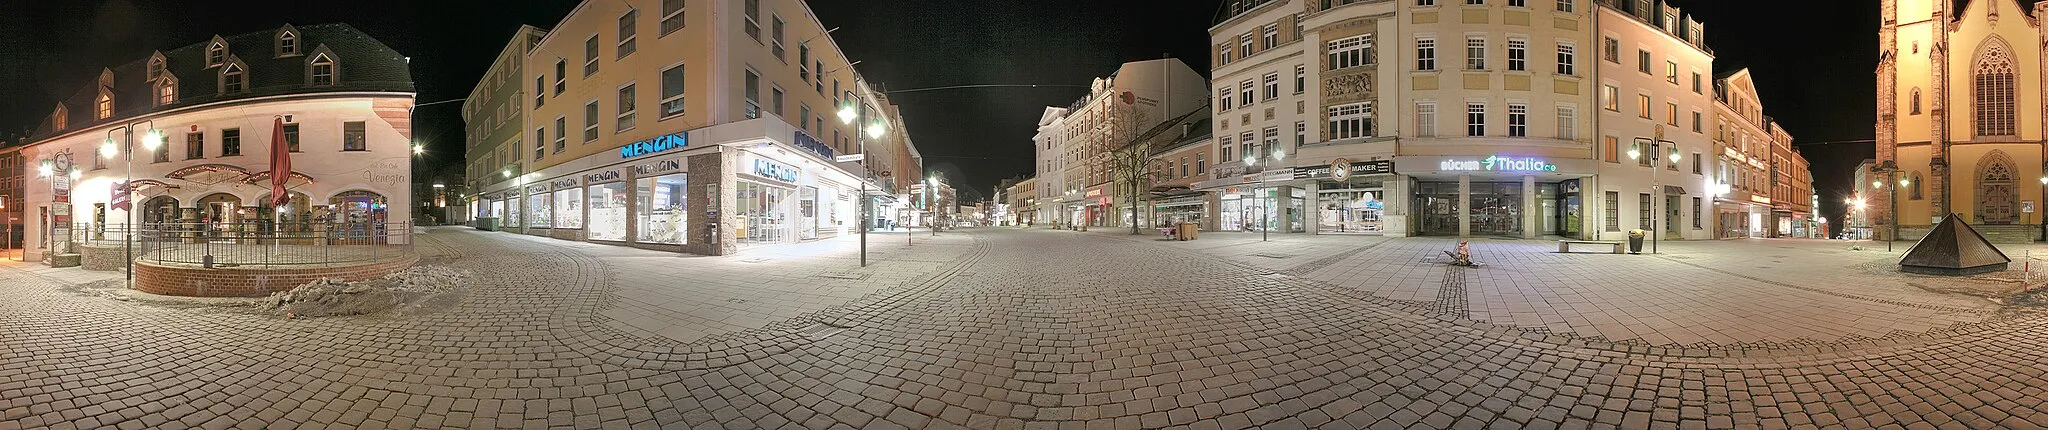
[2,0,1873,224]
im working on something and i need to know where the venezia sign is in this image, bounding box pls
[1439,156,1558,172]
[619,132,689,158]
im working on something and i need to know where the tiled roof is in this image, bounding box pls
[30,23,413,141]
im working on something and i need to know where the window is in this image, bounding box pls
[1261,127,1279,155]
[96,94,112,119]
[1466,103,1486,136]
[1416,38,1436,70]
[1603,136,1618,163]
[186,132,205,159]
[207,43,225,67]
[148,57,165,81]
[156,79,176,106]
[1467,0,1484,4]
[1506,39,1527,71]
[1180,157,1190,178]
[799,104,811,131]
[1975,48,2017,137]
[1604,192,1620,231]
[799,46,811,81]
[534,129,546,160]
[1665,61,1677,84]
[1556,44,1575,75]
[1637,50,1651,74]
[1327,102,1376,140]
[1262,73,1279,100]
[284,123,300,152]
[1466,36,1486,69]
[584,35,600,77]
[1602,37,1618,63]
[1634,141,1650,167]
[1508,0,1525,6]
[1240,132,1256,159]
[771,16,786,61]
[1556,106,1576,139]
[310,53,335,86]
[744,69,761,119]
[221,128,241,156]
[661,0,686,35]
[743,0,761,41]
[1691,197,1701,229]
[1603,85,1619,111]
[553,117,567,153]
[583,101,600,142]
[1691,153,1701,174]
[1418,0,1435,5]
[1219,87,1233,111]
[153,137,170,162]
[1262,24,1278,49]
[660,64,686,118]
[1638,193,1652,230]
[1691,72,1702,93]
[535,76,546,108]
[1507,104,1527,137]
[1219,44,1232,65]
[771,86,785,118]
[1558,0,1574,12]
[279,32,297,56]
[1239,80,1254,107]
[1328,34,1372,69]
[1295,121,1307,146]
[1911,172,1924,199]
[1691,111,1702,133]
[1666,103,1678,126]
[554,60,566,94]
[221,63,245,93]
[1197,154,1207,174]
[1294,64,1306,93]
[617,84,637,130]
[1637,94,1651,118]
[343,122,367,151]
[1240,33,1253,56]
[1219,137,1233,163]
[1910,88,1922,115]
[618,10,639,58]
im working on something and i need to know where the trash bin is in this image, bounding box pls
[1177,222,1199,241]
[475,217,499,231]
[1627,229,1646,254]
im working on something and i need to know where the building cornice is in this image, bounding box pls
[22,91,416,148]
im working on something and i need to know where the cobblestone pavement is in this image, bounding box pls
[5,227,2048,429]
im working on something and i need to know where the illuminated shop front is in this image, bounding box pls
[1397,155,1594,239]
[1297,159,1394,235]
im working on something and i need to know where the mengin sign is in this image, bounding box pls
[1440,155,1558,172]
[620,132,689,158]
[752,159,799,183]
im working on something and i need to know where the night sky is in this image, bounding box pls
[1,0,1874,228]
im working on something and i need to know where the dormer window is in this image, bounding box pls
[147,55,165,81]
[310,53,335,85]
[207,42,226,67]
[157,78,178,106]
[52,105,67,131]
[279,31,298,56]
[96,93,113,119]
[222,63,246,93]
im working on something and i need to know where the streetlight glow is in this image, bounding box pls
[1626,148,1642,160]
[101,140,118,159]
[1872,180,1882,189]
[37,161,52,177]
[143,129,164,150]
[865,121,886,139]
[68,169,80,180]
[837,106,856,123]
[1667,151,1681,164]
[412,144,425,155]
[1899,178,1911,187]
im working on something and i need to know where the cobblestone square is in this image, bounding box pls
[5,227,2048,429]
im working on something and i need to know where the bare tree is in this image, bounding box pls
[1104,102,1208,235]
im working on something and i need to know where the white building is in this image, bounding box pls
[19,23,415,262]
[1031,107,1068,226]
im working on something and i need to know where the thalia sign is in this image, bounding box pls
[1440,156,1558,172]
[620,132,689,158]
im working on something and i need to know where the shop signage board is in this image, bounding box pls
[1293,159,1395,180]
[619,132,689,158]
[585,170,623,184]
[752,158,799,183]
[527,185,549,195]
[1439,155,1557,172]
[635,158,684,176]
[793,130,835,160]
[551,178,579,189]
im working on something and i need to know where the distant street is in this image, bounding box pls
[5,227,2047,429]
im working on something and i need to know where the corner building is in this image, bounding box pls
[1204,0,1739,240]
[1876,0,2047,242]
[474,0,923,256]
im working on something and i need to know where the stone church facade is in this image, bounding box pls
[1876,0,2048,240]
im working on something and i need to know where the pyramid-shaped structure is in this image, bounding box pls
[1899,214,2011,275]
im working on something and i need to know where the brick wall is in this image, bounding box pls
[132,257,419,298]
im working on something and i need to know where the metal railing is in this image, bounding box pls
[69,221,415,268]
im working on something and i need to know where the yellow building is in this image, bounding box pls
[1877,0,2047,242]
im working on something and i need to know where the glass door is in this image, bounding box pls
[736,181,791,245]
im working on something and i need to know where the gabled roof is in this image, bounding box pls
[31,23,413,141]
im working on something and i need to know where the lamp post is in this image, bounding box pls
[1870,160,1900,252]
[1243,145,1285,242]
[104,121,161,288]
[927,176,941,237]
[838,87,885,265]
[1628,137,1679,254]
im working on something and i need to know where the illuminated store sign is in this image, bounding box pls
[620,132,689,158]
[752,159,799,183]
[1440,156,1558,172]
[793,130,836,160]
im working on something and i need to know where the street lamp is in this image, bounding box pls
[1629,137,1677,253]
[926,176,941,237]
[1244,146,1285,242]
[838,86,886,264]
[105,121,160,288]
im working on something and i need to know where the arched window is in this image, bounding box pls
[221,63,246,93]
[1974,45,2016,137]
[309,53,335,86]
[1910,172,1923,200]
[1909,88,1921,115]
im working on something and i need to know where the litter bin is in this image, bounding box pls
[1176,222,1199,241]
[475,217,499,231]
[1627,229,1646,254]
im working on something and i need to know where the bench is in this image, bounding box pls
[1158,228,1176,238]
[1557,240,1624,254]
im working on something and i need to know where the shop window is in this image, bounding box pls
[588,181,628,241]
[638,174,689,244]
[529,191,552,228]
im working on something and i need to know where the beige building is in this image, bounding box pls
[1711,68,1814,239]
[474,0,922,255]
[1030,107,1069,226]
[1049,59,1206,229]
[1876,0,2047,242]
[1205,0,1319,233]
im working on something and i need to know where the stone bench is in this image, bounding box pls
[1558,240,1624,254]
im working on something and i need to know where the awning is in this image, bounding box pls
[1663,185,1687,195]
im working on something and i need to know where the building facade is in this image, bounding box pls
[1204,0,1320,234]
[1876,0,2047,241]
[472,0,922,255]
[17,23,415,263]
[464,25,546,225]
[1,145,23,250]
[1051,59,1207,230]
[1031,107,1069,227]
